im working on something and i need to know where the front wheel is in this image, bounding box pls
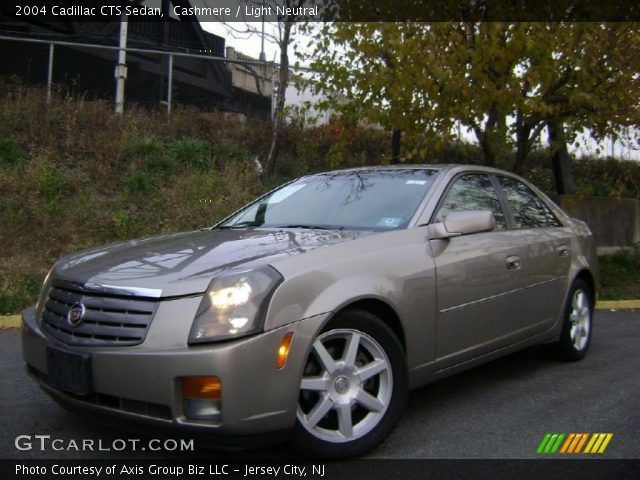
[553,279,594,361]
[291,309,407,458]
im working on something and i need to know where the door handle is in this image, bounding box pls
[557,244,570,257]
[506,255,521,270]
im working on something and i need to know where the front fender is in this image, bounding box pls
[265,228,438,372]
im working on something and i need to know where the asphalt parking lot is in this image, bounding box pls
[1,311,638,459]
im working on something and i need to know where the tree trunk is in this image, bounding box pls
[547,119,576,195]
[477,132,496,167]
[391,129,402,163]
[472,108,502,167]
[513,123,531,175]
[512,107,531,175]
[261,22,292,181]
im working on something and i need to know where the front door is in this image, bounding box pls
[431,173,527,367]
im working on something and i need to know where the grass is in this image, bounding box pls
[0,137,24,169]
[0,81,271,314]
[598,246,640,301]
[0,271,42,316]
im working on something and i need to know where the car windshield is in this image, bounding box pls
[218,169,439,231]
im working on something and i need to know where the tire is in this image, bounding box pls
[291,309,408,458]
[552,279,594,361]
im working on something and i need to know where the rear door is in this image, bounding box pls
[495,175,573,333]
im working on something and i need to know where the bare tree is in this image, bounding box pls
[217,0,310,181]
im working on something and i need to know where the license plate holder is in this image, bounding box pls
[46,347,93,396]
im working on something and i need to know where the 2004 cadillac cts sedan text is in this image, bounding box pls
[22,165,597,458]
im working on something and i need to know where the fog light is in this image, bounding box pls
[183,376,221,400]
[276,332,294,369]
[182,376,221,421]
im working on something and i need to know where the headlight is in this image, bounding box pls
[188,266,283,344]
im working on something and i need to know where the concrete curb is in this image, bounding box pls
[595,300,640,311]
[0,301,637,329]
[0,315,21,329]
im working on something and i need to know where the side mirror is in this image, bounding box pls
[429,210,496,239]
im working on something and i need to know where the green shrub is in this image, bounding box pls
[126,136,163,159]
[144,154,177,175]
[598,245,640,300]
[573,157,640,199]
[606,246,640,270]
[126,137,177,174]
[112,210,131,237]
[167,138,211,170]
[0,137,24,169]
[0,271,42,315]
[211,140,252,161]
[35,162,69,200]
[126,170,157,193]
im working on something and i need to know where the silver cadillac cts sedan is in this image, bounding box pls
[22,165,597,458]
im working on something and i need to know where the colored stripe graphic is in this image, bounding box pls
[565,433,588,453]
[597,434,614,453]
[537,433,565,454]
[574,433,589,453]
[559,433,575,453]
[537,433,552,453]
[584,433,600,453]
[550,434,565,453]
[539,433,613,454]
[585,433,614,454]
[568,433,582,453]
[544,434,559,453]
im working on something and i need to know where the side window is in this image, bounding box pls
[499,176,561,228]
[434,174,506,230]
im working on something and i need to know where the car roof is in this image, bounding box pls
[311,164,514,176]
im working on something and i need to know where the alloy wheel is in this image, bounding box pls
[297,329,393,443]
[569,289,591,351]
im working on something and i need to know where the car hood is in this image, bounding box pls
[53,228,370,297]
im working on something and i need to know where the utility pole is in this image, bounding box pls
[259,6,266,62]
[114,14,128,114]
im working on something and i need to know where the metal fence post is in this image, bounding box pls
[167,53,173,116]
[114,15,128,114]
[46,42,54,103]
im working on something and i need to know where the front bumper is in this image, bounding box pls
[22,299,329,437]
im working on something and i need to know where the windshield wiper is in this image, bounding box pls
[216,221,262,229]
[274,224,332,230]
[217,223,337,230]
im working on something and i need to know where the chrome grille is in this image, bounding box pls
[41,283,158,346]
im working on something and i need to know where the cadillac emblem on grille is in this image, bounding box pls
[66,302,86,327]
[43,284,157,346]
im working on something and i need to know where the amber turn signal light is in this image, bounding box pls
[276,332,294,369]
[182,376,221,400]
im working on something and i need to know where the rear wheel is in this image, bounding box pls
[292,309,407,458]
[553,279,593,361]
